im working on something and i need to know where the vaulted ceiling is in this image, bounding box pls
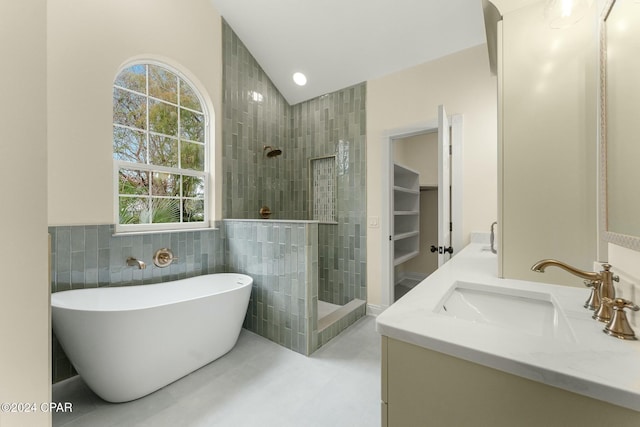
[210,0,489,105]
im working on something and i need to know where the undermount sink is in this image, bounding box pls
[437,281,576,342]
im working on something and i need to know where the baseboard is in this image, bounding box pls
[366,304,387,317]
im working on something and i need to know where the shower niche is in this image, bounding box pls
[310,156,337,223]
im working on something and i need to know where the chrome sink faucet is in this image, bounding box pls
[531,259,618,320]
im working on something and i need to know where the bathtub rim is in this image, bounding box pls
[51,273,253,312]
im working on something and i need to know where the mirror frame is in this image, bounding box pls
[599,0,640,252]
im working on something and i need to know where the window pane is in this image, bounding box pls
[119,197,150,224]
[152,172,180,197]
[114,65,146,94]
[149,65,177,103]
[180,109,204,142]
[114,63,209,229]
[180,79,202,111]
[181,141,205,171]
[113,88,147,130]
[114,126,146,163]
[152,198,180,223]
[183,199,205,222]
[149,100,178,137]
[119,169,149,195]
[182,176,205,198]
[149,134,178,167]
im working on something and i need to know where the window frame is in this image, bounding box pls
[113,60,211,234]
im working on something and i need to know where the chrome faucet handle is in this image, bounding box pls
[583,280,601,311]
[603,298,639,340]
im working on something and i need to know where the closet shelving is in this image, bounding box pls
[393,163,420,266]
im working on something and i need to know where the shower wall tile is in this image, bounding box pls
[292,85,367,305]
[50,225,225,293]
[222,20,291,220]
[224,220,318,356]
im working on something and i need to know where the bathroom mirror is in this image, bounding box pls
[600,0,640,251]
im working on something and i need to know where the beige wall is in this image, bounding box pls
[393,132,438,187]
[47,0,223,226]
[0,1,51,426]
[499,1,599,285]
[367,44,498,306]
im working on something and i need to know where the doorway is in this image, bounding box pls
[393,132,439,300]
[379,106,463,308]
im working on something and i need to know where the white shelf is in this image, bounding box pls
[393,186,420,195]
[393,162,420,267]
[394,231,419,241]
[394,210,419,216]
[393,249,419,266]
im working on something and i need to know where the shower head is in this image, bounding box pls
[263,145,282,158]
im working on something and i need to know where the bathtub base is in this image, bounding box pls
[52,274,252,403]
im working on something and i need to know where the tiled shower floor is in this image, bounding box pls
[52,316,380,427]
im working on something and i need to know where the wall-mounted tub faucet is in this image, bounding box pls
[531,260,619,321]
[126,257,146,270]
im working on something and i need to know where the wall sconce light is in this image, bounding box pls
[544,0,591,29]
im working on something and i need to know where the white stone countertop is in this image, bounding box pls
[376,243,640,412]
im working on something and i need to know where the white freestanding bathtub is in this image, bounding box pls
[51,273,252,403]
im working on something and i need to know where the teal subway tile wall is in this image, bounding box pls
[224,220,319,355]
[222,20,291,219]
[292,89,367,306]
[49,225,224,293]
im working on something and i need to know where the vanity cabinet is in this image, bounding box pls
[393,163,420,266]
[381,336,640,427]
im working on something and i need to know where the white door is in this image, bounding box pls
[437,105,452,266]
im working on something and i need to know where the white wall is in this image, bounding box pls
[0,1,50,426]
[367,44,498,306]
[499,1,599,285]
[47,0,224,226]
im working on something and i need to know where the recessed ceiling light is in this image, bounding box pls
[293,72,307,86]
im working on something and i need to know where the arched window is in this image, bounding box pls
[113,62,209,232]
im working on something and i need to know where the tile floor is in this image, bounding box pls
[52,316,380,427]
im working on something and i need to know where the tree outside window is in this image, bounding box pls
[113,63,208,231]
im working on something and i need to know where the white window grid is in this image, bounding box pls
[113,63,210,233]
